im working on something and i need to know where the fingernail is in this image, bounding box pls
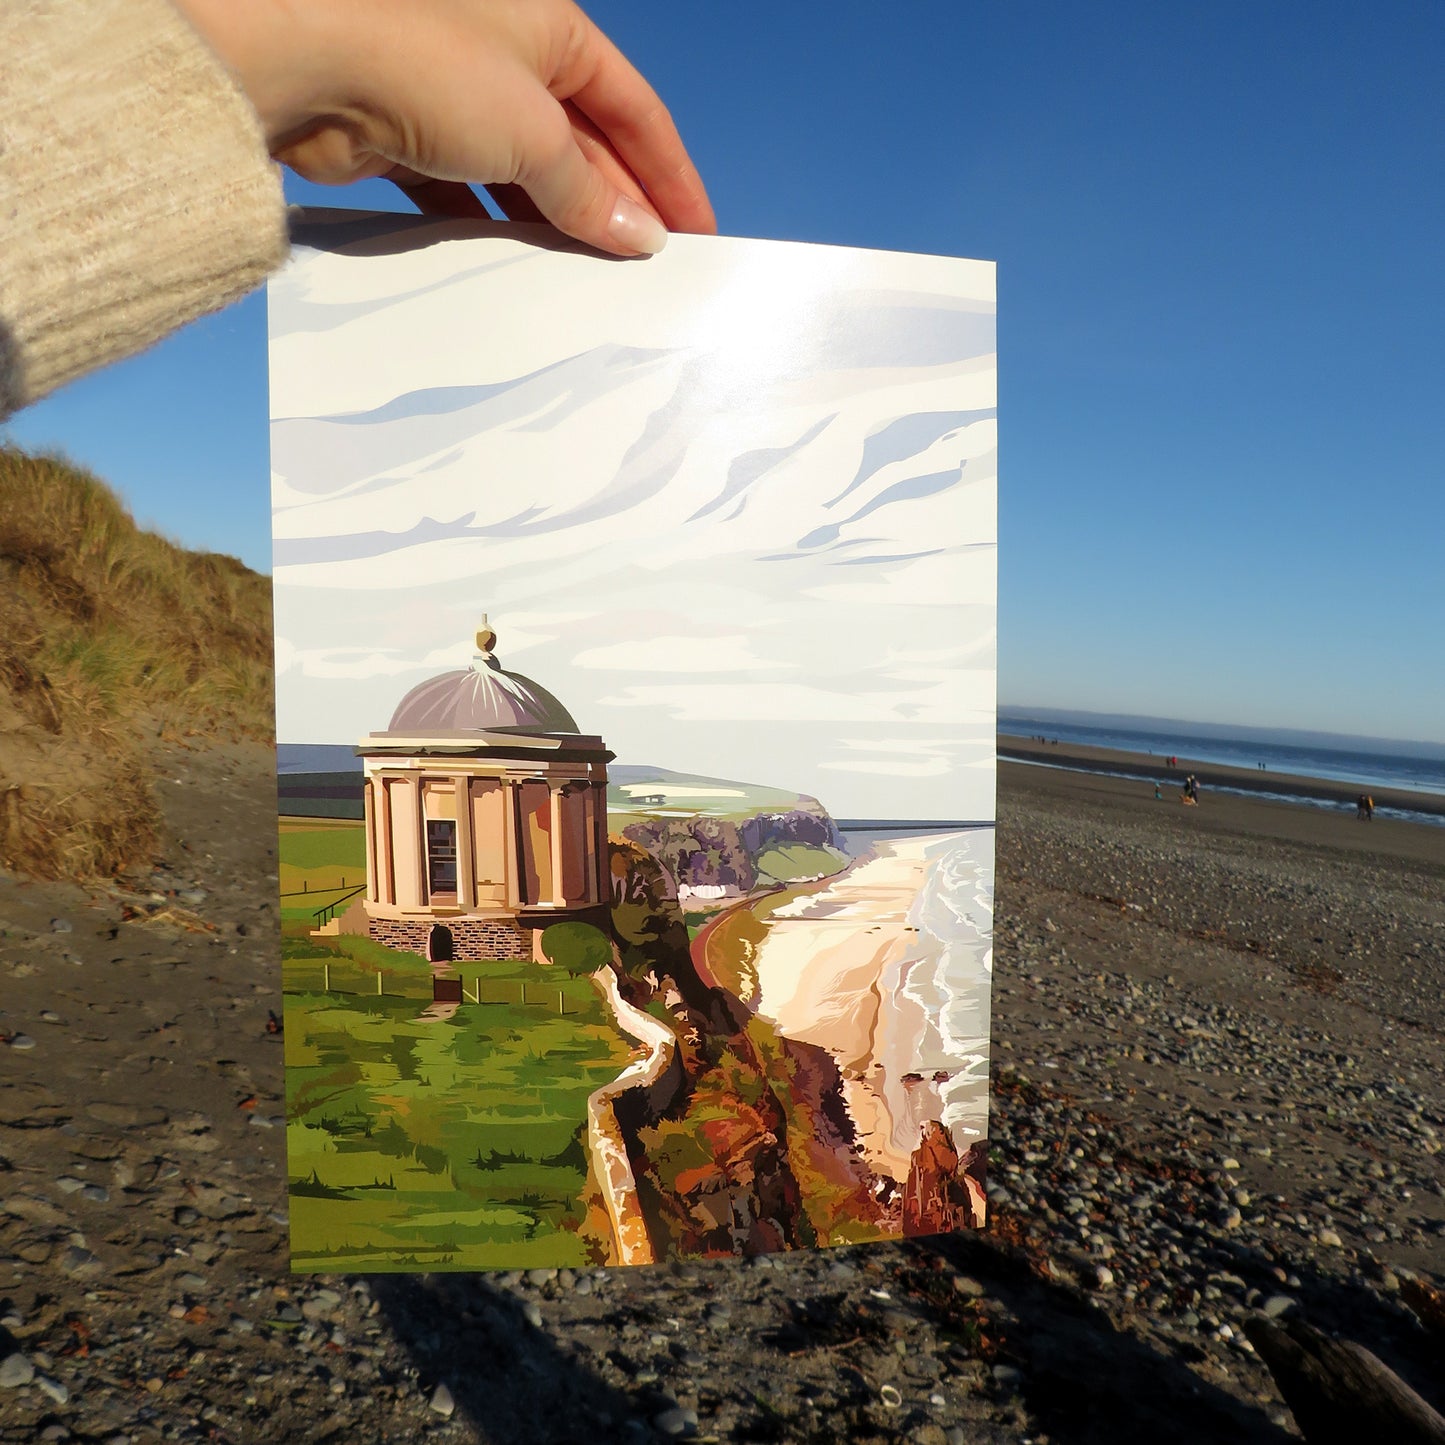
[608,195,667,255]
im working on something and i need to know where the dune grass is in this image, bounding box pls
[0,446,274,879]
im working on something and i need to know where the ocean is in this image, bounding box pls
[999,712,1445,798]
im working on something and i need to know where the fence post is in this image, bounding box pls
[520,981,526,1007]
[377,971,383,996]
[558,988,565,1016]
[323,961,330,992]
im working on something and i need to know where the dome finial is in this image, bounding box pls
[471,615,500,673]
[475,614,497,654]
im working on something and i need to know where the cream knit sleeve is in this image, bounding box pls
[0,0,288,418]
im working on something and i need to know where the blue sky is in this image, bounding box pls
[5,1,1442,742]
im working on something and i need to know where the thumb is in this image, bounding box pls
[517,106,668,258]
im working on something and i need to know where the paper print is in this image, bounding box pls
[268,212,996,1270]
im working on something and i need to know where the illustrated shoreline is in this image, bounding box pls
[999,732,1445,820]
[744,834,986,1184]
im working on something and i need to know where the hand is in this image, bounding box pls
[171,0,716,256]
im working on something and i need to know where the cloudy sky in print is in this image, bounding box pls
[269,212,996,821]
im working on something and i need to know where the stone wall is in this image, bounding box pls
[367,916,532,962]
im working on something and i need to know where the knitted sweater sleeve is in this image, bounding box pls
[0,0,288,418]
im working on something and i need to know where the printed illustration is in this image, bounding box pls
[269,213,997,1270]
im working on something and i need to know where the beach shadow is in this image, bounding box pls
[896,1232,1301,1444]
[372,1271,648,1444]
[1194,1229,1445,1417]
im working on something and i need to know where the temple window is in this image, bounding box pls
[423,782,459,902]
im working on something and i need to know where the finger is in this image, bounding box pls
[549,16,715,235]
[565,101,656,216]
[514,94,668,257]
[390,176,495,220]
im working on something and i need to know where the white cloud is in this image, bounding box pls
[571,635,789,673]
[820,755,953,777]
[269,222,997,819]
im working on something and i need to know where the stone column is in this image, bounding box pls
[454,775,475,908]
[390,776,422,908]
[363,779,377,903]
[377,776,395,906]
[549,783,566,907]
[503,779,521,909]
[592,779,610,906]
[580,783,596,904]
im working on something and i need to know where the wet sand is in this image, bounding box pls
[999,741,1445,871]
[1000,732,1445,823]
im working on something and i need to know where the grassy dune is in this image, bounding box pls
[0,447,273,878]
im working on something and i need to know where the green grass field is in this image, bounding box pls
[279,817,366,927]
[283,935,635,1271]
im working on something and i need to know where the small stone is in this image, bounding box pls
[522,1302,543,1329]
[952,1275,986,1298]
[428,1383,455,1418]
[174,1207,200,1227]
[50,918,73,933]
[81,1184,110,1203]
[7,1034,36,1051]
[36,1374,69,1405]
[59,1247,100,1278]
[653,1405,698,1436]
[0,1354,35,1388]
[1317,1229,1343,1248]
[1261,1295,1296,1319]
[1093,1265,1115,1289]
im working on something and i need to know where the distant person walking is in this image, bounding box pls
[1356,793,1375,821]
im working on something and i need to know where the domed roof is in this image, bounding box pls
[388,620,579,734]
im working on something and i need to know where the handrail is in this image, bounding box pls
[312,883,366,927]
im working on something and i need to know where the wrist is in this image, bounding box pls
[168,0,352,151]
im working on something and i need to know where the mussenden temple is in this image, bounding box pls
[315,620,613,964]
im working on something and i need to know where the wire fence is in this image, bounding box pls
[282,961,576,1014]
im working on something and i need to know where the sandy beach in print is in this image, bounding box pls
[748,831,993,1181]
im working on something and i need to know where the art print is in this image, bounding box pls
[268,213,996,1270]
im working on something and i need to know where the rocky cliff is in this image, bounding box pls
[621,803,848,898]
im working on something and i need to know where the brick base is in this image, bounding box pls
[367,916,532,962]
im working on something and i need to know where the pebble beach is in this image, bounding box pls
[1,741,1442,1443]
